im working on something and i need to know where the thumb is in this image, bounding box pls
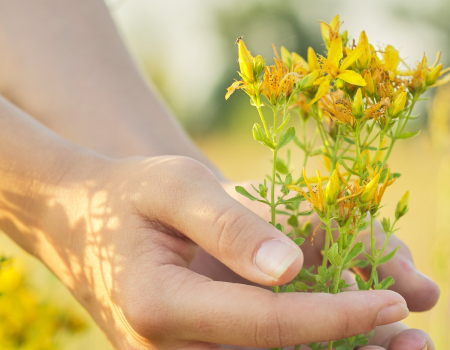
[136,156,303,285]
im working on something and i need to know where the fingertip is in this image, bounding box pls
[388,329,434,350]
[254,239,303,285]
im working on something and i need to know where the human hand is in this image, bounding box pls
[219,182,439,350]
[28,156,411,350]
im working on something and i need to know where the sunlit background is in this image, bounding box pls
[1,0,449,348]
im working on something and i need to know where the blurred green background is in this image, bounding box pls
[1,0,450,348]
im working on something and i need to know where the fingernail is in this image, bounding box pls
[376,303,409,326]
[254,240,300,279]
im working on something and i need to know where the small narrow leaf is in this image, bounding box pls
[343,242,364,266]
[397,130,421,139]
[235,186,258,201]
[378,246,399,264]
[278,127,296,149]
[338,159,360,176]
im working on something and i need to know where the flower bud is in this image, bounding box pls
[391,91,407,116]
[395,191,409,220]
[238,39,254,83]
[426,63,442,86]
[308,47,320,71]
[253,55,265,77]
[360,174,380,203]
[356,32,372,69]
[297,70,320,91]
[363,70,375,96]
[352,88,364,118]
[325,169,340,205]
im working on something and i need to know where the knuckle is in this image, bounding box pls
[252,295,291,348]
[213,207,255,260]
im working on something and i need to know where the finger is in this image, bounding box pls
[366,323,434,350]
[146,266,408,348]
[137,157,303,285]
[386,329,434,350]
[354,221,440,311]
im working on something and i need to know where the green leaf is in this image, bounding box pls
[294,237,305,246]
[287,215,299,228]
[374,276,395,290]
[295,281,312,291]
[235,186,258,201]
[286,230,293,237]
[281,285,287,292]
[397,130,421,139]
[364,252,375,264]
[252,123,277,149]
[308,149,324,157]
[275,210,291,216]
[275,113,291,134]
[378,246,399,264]
[298,209,314,216]
[294,137,305,150]
[272,286,280,293]
[338,158,360,176]
[343,137,355,144]
[275,158,289,175]
[286,284,295,293]
[328,243,343,267]
[275,223,285,233]
[343,242,364,266]
[355,274,368,290]
[278,126,295,149]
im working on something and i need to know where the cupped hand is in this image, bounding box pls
[220,181,439,350]
[41,156,409,350]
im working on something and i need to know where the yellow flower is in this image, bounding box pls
[238,39,254,83]
[395,190,409,219]
[372,167,396,207]
[309,33,368,105]
[320,15,342,48]
[325,169,340,204]
[262,58,296,104]
[308,47,320,71]
[360,166,381,203]
[391,91,407,115]
[225,38,260,100]
[287,169,326,213]
[352,88,364,118]
[355,33,373,70]
[383,45,401,79]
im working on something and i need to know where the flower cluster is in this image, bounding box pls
[226,15,448,350]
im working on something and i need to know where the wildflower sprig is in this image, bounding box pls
[226,15,449,350]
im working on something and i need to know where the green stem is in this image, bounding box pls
[330,125,341,173]
[353,121,364,177]
[271,148,278,226]
[256,103,270,137]
[328,340,333,350]
[383,97,418,165]
[370,213,375,258]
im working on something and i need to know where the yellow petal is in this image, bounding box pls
[292,52,308,69]
[383,45,400,72]
[330,15,340,30]
[328,37,343,68]
[432,72,450,87]
[309,79,331,105]
[238,40,254,83]
[340,31,368,70]
[337,70,366,86]
[308,47,320,71]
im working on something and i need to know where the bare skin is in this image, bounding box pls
[0,1,439,349]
